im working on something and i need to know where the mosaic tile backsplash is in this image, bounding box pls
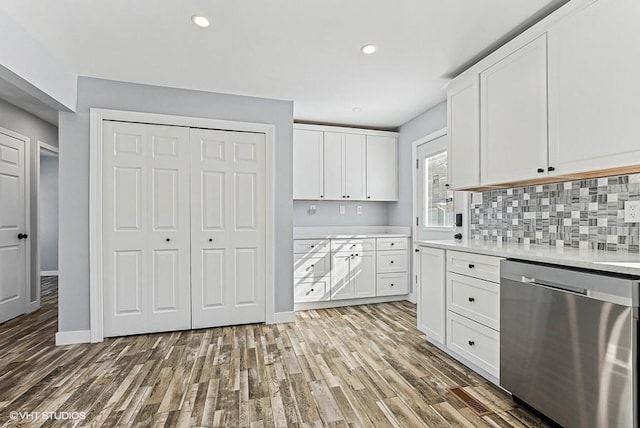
[470,174,640,252]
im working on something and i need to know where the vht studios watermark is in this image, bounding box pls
[9,411,86,421]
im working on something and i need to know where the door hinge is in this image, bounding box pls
[416,159,419,169]
[416,217,419,226]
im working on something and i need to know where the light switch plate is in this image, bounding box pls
[625,201,640,223]
[339,205,346,215]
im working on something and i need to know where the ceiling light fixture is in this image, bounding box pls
[361,44,377,55]
[352,107,363,112]
[191,15,211,28]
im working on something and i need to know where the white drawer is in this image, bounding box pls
[330,239,375,253]
[376,273,409,296]
[293,239,330,254]
[376,250,408,273]
[447,251,502,283]
[294,279,330,303]
[294,253,330,278]
[448,272,500,330]
[376,237,409,251]
[447,311,500,378]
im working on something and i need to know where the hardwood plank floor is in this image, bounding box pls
[0,278,548,427]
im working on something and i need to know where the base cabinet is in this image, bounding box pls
[295,236,409,306]
[417,247,446,346]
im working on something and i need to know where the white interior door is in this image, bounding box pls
[0,130,27,324]
[190,128,266,329]
[102,121,191,337]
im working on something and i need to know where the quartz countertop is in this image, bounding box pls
[294,226,411,240]
[415,239,640,276]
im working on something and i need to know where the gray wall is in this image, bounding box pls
[389,102,447,227]
[293,201,389,226]
[58,77,293,332]
[0,98,58,303]
[39,155,58,271]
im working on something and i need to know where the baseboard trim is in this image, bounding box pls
[295,294,409,311]
[55,330,91,346]
[28,301,41,313]
[407,292,417,304]
[273,311,296,324]
[41,271,59,276]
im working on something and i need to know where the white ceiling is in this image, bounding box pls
[0,0,565,129]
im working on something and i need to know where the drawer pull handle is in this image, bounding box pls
[390,260,394,264]
[390,243,395,246]
[390,283,394,287]
[306,264,315,270]
[468,340,475,346]
[468,297,475,302]
[311,245,315,248]
[166,238,171,242]
[209,238,213,242]
[351,244,356,248]
[468,264,475,269]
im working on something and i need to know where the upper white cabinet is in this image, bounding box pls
[447,0,640,189]
[547,0,640,175]
[293,125,398,201]
[324,132,366,200]
[447,75,480,190]
[293,129,324,199]
[481,35,549,185]
[366,135,398,201]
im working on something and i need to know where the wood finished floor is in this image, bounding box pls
[0,278,547,427]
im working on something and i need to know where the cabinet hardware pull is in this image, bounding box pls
[390,283,394,287]
[320,195,324,198]
[537,168,544,173]
[415,249,420,253]
[311,245,315,248]
[342,195,346,198]
[367,196,371,199]
[468,297,475,302]
[468,264,475,268]
[468,341,475,346]
[355,253,359,257]
[390,261,394,264]
[548,166,555,172]
[390,243,395,246]
[166,238,171,242]
[209,238,213,242]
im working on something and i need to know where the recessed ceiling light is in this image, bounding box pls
[191,15,211,28]
[352,107,363,112]
[361,44,376,55]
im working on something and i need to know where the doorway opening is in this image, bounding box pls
[37,142,59,309]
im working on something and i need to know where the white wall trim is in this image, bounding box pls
[407,292,417,304]
[34,140,59,312]
[0,126,32,316]
[293,122,399,137]
[41,270,59,276]
[89,108,277,343]
[55,330,91,346]
[273,311,296,324]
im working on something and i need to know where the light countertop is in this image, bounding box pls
[294,226,411,240]
[415,239,640,276]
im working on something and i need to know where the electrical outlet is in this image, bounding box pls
[356,205,362,215]
[339,205,346,215]
[624,201,640,223]
[308,205,316,215]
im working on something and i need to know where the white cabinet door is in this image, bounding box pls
[418,247,446,346]
[343,134,366,201]
[323,132,344,200]
[190,128,266,329]
[351,252,376,298]
[293,129,324,200]
[481,35,548,185]
[103,121,191,337]
[0,130,27,324]
[366,135,398,201]
[323,132,366,200]
[548,0,640,175]
[447,75,480,190]
[331,252,353,300]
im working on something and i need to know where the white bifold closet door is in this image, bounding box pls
[190,128,266,329]
[103,121,191,337]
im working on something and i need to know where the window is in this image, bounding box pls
[423,151,454,228]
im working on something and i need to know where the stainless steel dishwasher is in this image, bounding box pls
[500,259,639,428]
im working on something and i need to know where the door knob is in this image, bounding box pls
[18,233,28,240]
[537,168,544,173]
[468,341,475,346]
[468,297,475,302]
[468,264,475,269]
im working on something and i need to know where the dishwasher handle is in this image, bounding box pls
[520,275,588,296]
